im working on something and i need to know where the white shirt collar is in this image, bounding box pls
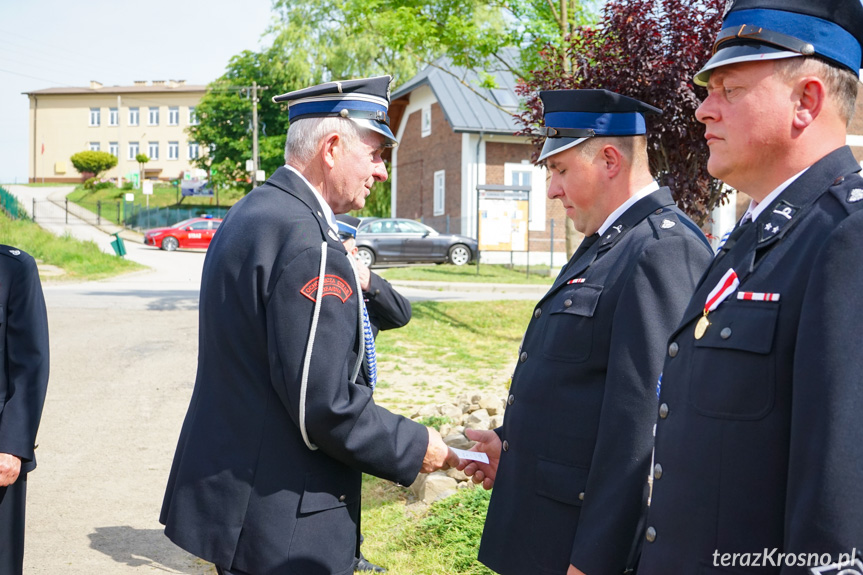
[742,167,809,223]
[283,164,339,233]
[597,181,660,236]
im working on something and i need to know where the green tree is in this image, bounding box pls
[135,153,149,188]
[69,150,118,179]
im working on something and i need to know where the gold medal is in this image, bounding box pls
[694,313,710,340]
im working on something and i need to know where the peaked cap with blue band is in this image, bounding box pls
[537,89,662,162]
[272,75,398,147]
[336,214,360,239]
[694,0,863,86]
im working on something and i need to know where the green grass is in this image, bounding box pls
[66,183,245,221]
[360,476,495,575]
[378,263,555,284]
[375,300,534,374]
[0,212,144,280]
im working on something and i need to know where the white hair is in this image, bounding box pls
[284,117,366,165]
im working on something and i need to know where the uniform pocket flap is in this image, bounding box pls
[550,284,603,318]
[536,457,588,506]
[694,302,779,354]
[300,471,354,514]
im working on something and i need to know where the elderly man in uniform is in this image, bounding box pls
[160,76,456,575]
[0,245,50,575]
[637,1,863,572]
[459,90,713,575]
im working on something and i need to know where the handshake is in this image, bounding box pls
[421,427,501,489]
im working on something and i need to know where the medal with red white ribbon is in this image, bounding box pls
[695,268,739,339]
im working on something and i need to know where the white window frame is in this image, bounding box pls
[89,142,100,152]
[168,141,179,160]
[128,141,139,160]
[168,106,179,126]
[109,108,118,126]
[128,107,139,126]
[148,107,159,126]
[433,169,445,216]
[421,105,432,137]
[188,142,200,160]
[109,142,119,157]
[148,141,159,160]
[188,106,198,125]
[89,108,100,126]
[504,162,547,232]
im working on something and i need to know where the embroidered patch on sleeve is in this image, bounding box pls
[300,275,354,303]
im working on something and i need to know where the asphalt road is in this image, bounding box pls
[6,185,547,574]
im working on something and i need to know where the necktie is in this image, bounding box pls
[361,303,377,391]
[573,233,601,261]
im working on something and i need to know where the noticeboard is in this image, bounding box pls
[478,190,530,252]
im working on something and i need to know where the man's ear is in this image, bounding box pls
[600,144,623,179]
[321,132,341,170]
[792,77,825,130]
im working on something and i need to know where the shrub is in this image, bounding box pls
[70,151,118,179]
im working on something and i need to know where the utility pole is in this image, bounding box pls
[249,82,267,188]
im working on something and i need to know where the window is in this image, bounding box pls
[109,107,118,126]
[89,142,100,152]
[89,108,100,126]
[148,107,159,125]
[109,142,119,157]
[128,141,139,160]
[168,141,179,160]
[188,142,200,159]
[421,105,431,137]
[188,106,198,125]
[168,106,179,125]
[148,141,159,160]
[129,107,139,126]
[398,220,430,234]
[189,221,210,230]
[433,170,445,216]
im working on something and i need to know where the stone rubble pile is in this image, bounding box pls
[408,392,507,504]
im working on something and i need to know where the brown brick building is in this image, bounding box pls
[389,55,569,267]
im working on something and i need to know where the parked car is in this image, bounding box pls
[355,218,479,266]
[144,216,222,251]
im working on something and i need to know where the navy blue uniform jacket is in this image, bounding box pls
[0,246,49,475]
[160,167,428,575]
[639,147,863,573]
[478,188,713,575]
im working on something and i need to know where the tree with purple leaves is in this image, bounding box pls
[516,0,727,226]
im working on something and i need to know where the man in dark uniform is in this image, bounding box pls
[459,90,713,575]
[337,213,411,573]
[637,2,863,572]
[160,76,456,575]
[0,245,50,575]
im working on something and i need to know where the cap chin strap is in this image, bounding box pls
[290,108,390,124]
[540,126,596,139]
[714,24,815,56]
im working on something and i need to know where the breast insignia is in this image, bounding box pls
[848,188,863,203]
[660,219,676,229]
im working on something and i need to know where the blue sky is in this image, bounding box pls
[0,0,276,183]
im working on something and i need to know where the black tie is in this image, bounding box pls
[573,233,600,262]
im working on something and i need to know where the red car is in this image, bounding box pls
[144,216,222,251]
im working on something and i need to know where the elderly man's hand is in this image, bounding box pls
[567,565,587,575]
[456,428,501,490]
[0,453,21,487]
[421,427,459,473]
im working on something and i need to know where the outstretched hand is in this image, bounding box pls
[421,427,459,473]
[457,428,501,490]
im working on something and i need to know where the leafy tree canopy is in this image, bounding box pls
[516,0,726,224]
[69,150,117,177]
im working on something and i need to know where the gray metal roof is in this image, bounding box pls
[392,50,523,135]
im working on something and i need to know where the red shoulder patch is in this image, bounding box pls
[300,274,354,303]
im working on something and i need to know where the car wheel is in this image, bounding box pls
[161,236,180,251]
[448,244,471,266]
[357,247,375,267]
